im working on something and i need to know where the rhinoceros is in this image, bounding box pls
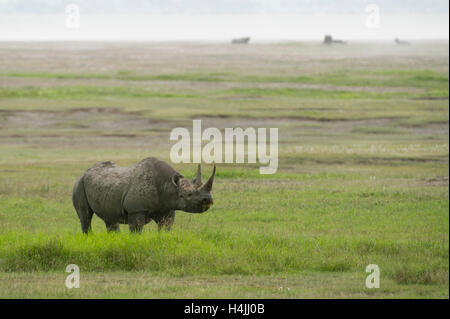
[72,157,216,233]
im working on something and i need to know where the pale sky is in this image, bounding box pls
[0,0,448,40]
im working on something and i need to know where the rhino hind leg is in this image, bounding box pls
[72,177,94,234]
[105,221,120,233]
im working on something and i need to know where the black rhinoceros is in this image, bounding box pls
[72,157,215,233]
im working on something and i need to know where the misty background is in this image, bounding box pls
[0,0,448,40]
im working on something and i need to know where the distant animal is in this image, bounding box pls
[323,34,347,45]
[72,157,216,233]
[232,37,250,44]
[394,38,410,45]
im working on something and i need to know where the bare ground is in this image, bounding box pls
[0,41,448,75]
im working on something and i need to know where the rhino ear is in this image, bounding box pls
[171,174,182,188]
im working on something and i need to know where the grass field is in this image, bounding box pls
[0,41,448,298]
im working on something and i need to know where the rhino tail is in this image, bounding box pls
[72,175,94,234]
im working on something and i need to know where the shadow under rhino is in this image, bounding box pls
[72,157,215,233]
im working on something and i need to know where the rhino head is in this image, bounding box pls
[171,165,216,213]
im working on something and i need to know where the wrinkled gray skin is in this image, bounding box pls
[72,157,215,234]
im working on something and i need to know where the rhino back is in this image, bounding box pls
[122,157,178,214]
[83,161,131,222]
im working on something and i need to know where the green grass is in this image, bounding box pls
[0,176,448,286]
[253,69,449,90]
[0,86,415,101]
[0,161,448,282]
[3,270,446,298]
[4,69,448,90]
[0,85,444,102]
[0,86,197,99]
[221,87,415,99]
[0,230,447,282]
[3,71,235,82]
[3,68,448,102]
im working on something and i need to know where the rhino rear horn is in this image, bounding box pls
[201,165,216,192]
[193,164,202,187]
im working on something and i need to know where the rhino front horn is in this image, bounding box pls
[201,165,216,192]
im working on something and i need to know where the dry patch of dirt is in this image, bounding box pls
[409,176,449,187]
[0,41,448,76]
[0,108,168,131]
[191,115,398,133]
[411,96,449,101]
[192,114,449,136]
[0,108,177,148]
[425,176,449,186]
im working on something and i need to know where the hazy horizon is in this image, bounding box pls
[0,0,448,41]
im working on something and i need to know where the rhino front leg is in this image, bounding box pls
[156,210,175,232]
[128,212,146,233]
[105,221,120,233]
